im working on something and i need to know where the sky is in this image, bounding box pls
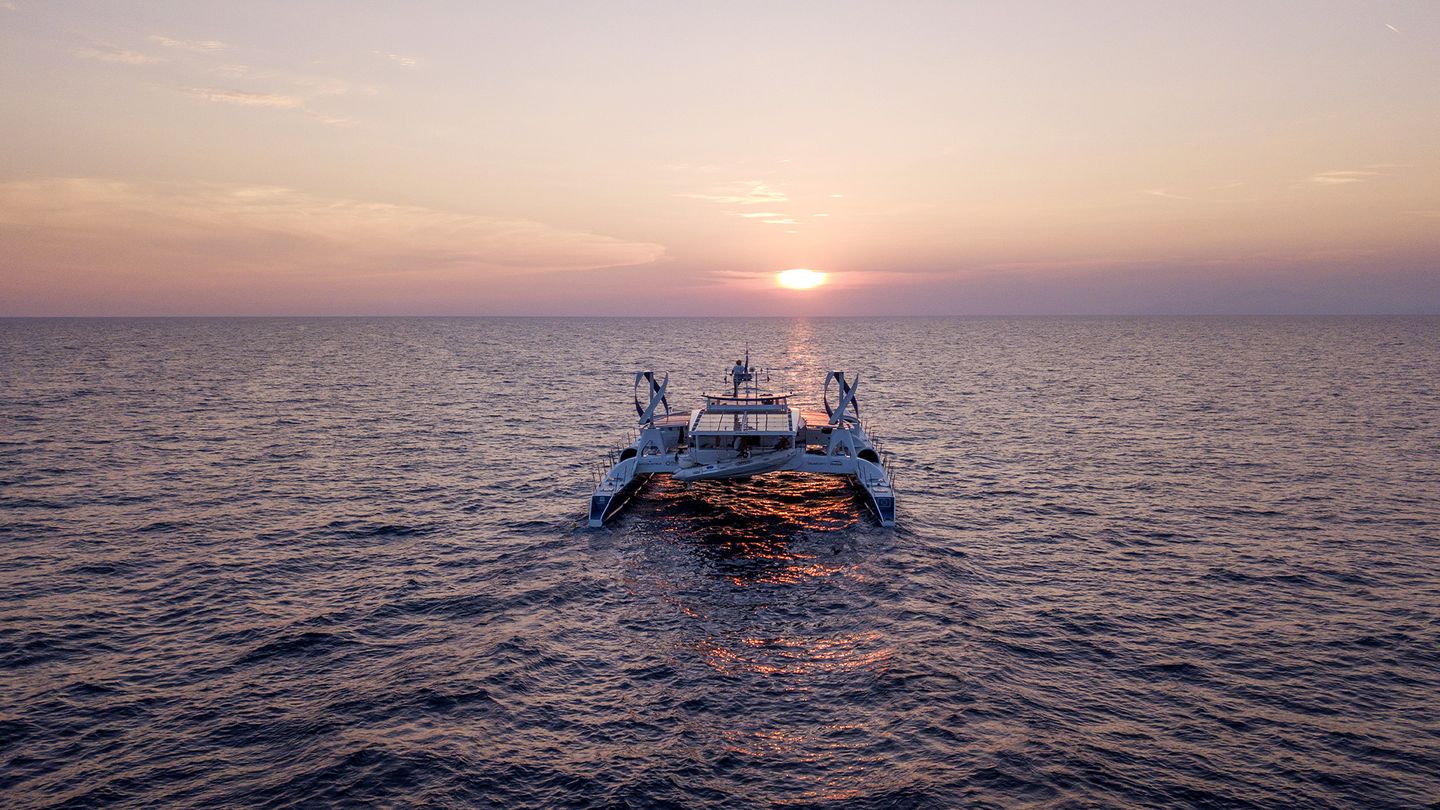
[1,0,1438,316]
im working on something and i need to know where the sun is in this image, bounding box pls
[777,268,827,290]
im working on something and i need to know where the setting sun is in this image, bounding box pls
[777,268,827,290]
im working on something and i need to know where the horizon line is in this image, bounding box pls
[3,312,1439,320]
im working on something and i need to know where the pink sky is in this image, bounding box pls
[1,1,1438,315]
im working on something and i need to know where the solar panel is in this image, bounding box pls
[690,411,795,434]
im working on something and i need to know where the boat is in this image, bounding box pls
[587,352,898,527]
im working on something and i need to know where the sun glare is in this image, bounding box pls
[777,268,827,290]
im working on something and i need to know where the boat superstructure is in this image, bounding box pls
[587,353,897,527]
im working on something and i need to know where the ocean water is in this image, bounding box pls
[2,316,1438,809]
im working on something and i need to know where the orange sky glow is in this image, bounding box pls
[1,1,1438,315]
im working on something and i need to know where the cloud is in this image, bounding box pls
[1142,189,1191,200]
[171,54,355,97]
[212,63,252,78]
[727,210,801,226]
[1311,170,1379,185]
[76,36,354,124]
[180,87,351,125]
[289,75,354,96]
[0,178,661,270]
[142,41,363,124]
[183,87,304,108]
[75,47,162,65]
[0,179,666,312]
[377,52,418,68]
[150,35,229,52]
[679,181,787,205]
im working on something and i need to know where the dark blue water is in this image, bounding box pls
[2,317,1439,808]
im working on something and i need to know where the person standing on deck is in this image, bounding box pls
[731,359,746,396]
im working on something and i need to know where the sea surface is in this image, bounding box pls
[2,316,1439,809]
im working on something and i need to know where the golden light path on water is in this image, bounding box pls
[777,268,827,290]
[615,469,905,803]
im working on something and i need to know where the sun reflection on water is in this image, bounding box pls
[695,630,891,676]
[615,466,900,802]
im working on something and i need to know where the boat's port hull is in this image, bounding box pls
[588,473,650,527]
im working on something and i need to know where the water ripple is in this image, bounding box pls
[2,316,1439,808]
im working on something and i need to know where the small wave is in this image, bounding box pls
[236,630,362,665]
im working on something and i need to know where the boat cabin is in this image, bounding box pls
[686,391,801,464]
[700,392,792,413]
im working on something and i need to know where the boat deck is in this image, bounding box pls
[652,410,834,429]
[652,413,692,428]
[692,410,795,435]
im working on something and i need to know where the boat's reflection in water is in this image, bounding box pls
[621,472,900,802]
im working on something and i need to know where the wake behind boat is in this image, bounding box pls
[587,352,898,527]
